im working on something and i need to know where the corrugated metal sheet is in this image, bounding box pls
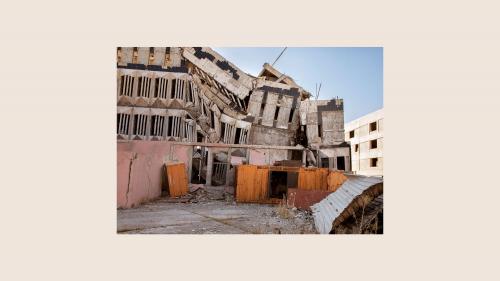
[311,175,383,234]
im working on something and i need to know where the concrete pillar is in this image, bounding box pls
[187,146,193,183]
[206,147,213,186]
[225,148,232,185]
[245,148,250,164]
[345,156,351,172]
[302,150,307,166]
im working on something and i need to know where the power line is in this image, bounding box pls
[271,47,287,66]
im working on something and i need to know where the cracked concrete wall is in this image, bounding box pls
[248,125,295,146]
[117,141,192,208]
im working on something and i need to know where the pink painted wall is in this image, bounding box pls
[249,149,267,165]
[117,141,191,209]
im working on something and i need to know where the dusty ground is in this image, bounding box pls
[117,186,317,234]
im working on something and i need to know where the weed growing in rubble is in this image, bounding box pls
[276,196,293,219]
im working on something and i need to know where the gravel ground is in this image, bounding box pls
[117,187,317,234]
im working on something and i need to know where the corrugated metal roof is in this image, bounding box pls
[311,175,383,234]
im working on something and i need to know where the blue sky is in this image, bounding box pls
[214,47,383,123]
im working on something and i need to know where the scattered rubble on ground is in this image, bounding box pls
[118,185,316,234]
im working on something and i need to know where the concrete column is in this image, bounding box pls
[225,148,232,185]
[302,150,307,166]
[345,156,351,172]
[187,146,193,183]
[245,148,250,164]
[206,147,213,186]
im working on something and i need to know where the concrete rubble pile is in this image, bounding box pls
[117,47,350,168]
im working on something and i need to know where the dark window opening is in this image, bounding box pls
[133,114,148,136]
[370,139,378,149]
[243,94,250,111]
[150,115,165,137]
[355,144,359,152]
[117,113,130,135]
[296,126,308,147]
[197,132,204,142]
[370,121,377,132]
[370,158,378,167]
[212,157,227,186]
[137,77,150,98]
[288,108,295,123]
[171,79,177,98]
[274,107,280,121]
[291,150,302,161]
[186,82,193,102]
[260,100,266,117]
[167,116,174,136]
[191,146,206,184]
[154,78,159,98]
[116,114,120,134]
[321,158,329,168]
[137,77,143,96]
[234,127,242,144]
[120,76,125,94]
[318,124,322,138]
[210,111,215,129]
[220,122,226,142]
[119,75,133,97]
[349,130,355,138]
[337,157,345,171]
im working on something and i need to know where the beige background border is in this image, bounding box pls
[1,0,499,280]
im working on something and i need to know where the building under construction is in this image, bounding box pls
[117,47,351,209]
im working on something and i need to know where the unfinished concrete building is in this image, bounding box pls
[117,47,350,208]
[345,108,383,176]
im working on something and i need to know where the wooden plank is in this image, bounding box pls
[166,162,188,197]
[236,165,256,202]
[256,167,269,201]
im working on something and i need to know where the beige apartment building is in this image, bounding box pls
[345,109,383,176]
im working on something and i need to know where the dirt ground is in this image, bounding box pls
[117,186,317,234]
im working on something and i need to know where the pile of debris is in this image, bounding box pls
[163,185,234,204]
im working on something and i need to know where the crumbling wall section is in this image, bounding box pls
[117,141,172,208]
[117,141,193,209]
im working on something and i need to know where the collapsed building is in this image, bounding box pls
[117,47,351,208]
